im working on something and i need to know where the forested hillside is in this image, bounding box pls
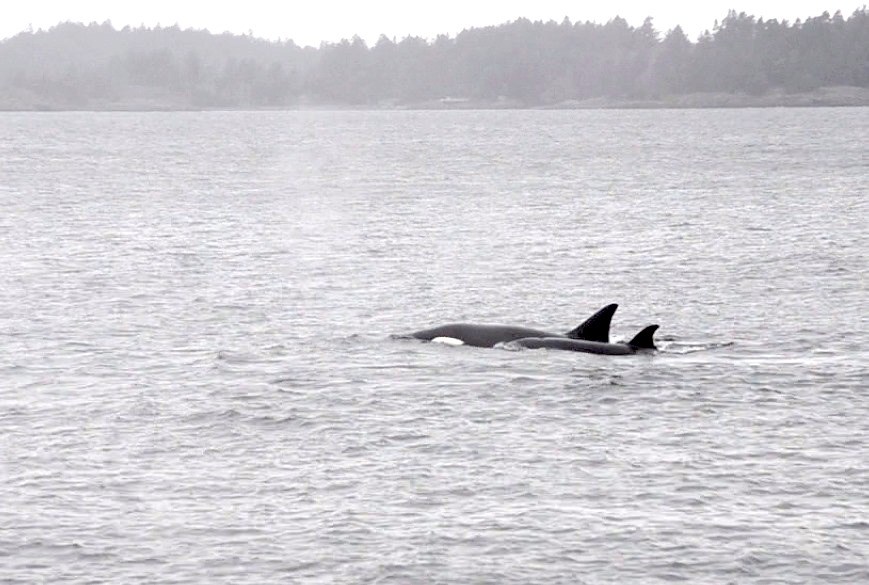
[1,9,867,109]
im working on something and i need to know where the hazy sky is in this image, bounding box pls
[2,1,858,46]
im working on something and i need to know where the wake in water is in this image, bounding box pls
[655,340,735,355]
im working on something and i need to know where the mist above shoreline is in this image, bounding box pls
[2,9,867,110]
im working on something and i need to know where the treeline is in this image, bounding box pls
[1,9,868,109]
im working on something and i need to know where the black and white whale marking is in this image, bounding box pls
[509,324,659,355]
[409,304,618,348]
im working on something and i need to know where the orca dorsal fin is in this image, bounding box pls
[566,303,618,343]
[628,325,659,350]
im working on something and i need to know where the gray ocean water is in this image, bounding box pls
[0,108,867,584]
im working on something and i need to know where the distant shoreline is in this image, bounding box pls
[2,86,868,112]
[5,14,867,113]
[414,86,869,110]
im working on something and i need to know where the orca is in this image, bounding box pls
[409,303,617,348]
[509,325,659,355]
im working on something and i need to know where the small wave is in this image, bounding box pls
[836,520,869,530]
[494,341,523,351]
[270,376,319,385]
[385,432,430,442]
[215,349,260,364]
[182,408,242,424]
[250,414,301,427]
[660,341,735,354]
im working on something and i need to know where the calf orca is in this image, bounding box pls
[409,303,617,348]
[509,325,659,355]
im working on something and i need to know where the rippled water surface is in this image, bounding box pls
[1,109,867,584]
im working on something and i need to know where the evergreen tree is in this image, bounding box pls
[1,9,866,109]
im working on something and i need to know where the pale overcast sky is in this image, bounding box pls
[2,1,858,46]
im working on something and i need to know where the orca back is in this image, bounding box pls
[412,324,555,347]
[513,337,634,355]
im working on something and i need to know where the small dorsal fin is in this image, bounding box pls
[566,303,618,343]
[628,325,659,350]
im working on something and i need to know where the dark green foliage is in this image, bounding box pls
[1,10,866,108]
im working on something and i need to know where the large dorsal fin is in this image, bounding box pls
[565,303,618,343]
[628,324,659,350]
